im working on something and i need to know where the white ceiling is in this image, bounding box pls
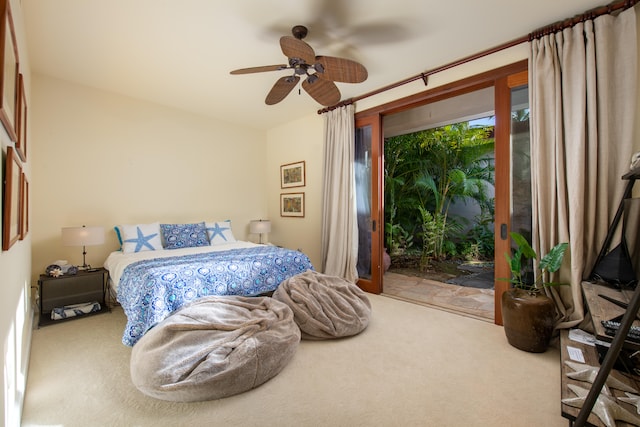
[23,0,606,131]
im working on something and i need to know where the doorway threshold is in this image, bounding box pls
[382,271,495,322]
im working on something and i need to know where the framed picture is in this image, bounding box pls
[19,171,27,239]
[280,192,305,218]
[15,73,26,161]
[0,0,18,143]
[280,161,305,188]
[3,146,22,250]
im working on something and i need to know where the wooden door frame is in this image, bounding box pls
[494,70,529,325]
[355,60,529,324]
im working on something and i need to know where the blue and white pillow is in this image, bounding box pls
[114,226,123,246]
[120,223,163,253]
[205,220,237,245]
[160,222,210,250]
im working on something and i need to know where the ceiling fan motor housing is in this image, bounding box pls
[291,25,308,39]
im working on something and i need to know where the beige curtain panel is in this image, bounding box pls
[529,5,639,329]
[321,104,359,282]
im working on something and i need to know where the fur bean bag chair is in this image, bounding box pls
[130,295,300,402]
[273,270,372,340]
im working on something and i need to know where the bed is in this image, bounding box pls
[105,240,314,346]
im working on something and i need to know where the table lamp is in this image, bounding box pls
[249,219,271,244]
[61,225,105,270]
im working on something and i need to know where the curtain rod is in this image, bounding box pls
[318,0,638,114]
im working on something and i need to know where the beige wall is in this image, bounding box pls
[356,44,529,113]
[1,1,31,424]
[266,114,324,268]
[30,74,270,277]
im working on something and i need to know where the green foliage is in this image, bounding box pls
[385,217,414,256]
[384,120,496,266]
[454,202,495,261]
[503,232,569,293]
[417,207,440,270]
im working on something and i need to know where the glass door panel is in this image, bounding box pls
[355,125,372,280]
[510,85,532,239]
[355,115,382,294]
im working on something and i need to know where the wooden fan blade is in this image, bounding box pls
[302,78,341,106]
[315,56,368,83]
[230,64,288,75]
[266,76,300,105]
[280,36,316,64]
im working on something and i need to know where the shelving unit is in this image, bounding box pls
[564,167,640,426]
[561,282,640,426]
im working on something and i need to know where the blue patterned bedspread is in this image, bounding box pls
[117,246,314,346]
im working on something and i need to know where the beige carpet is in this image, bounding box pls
[21,294,566,427]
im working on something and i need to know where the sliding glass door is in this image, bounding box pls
[354,61,529,324]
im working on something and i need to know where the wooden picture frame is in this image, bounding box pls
[3,146,22,250]
[280,161,305,188]
[19,171,27,239]
[0,0,18,143]
[15,73,26,161]
[280,192,305,217]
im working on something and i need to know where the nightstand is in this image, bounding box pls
[38,268,108,327]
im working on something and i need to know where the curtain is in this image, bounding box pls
[529,6,638,329]
[321,104,359,282]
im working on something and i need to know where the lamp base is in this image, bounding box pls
[78,246,90,270]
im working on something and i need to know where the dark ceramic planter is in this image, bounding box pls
[501,288,556,353]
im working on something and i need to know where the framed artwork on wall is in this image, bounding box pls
[0,0,18,143]
[280,192,305,218]
[19,171,27,239]
[280,161,305,188]
[15,73,26,161]
[3,146,22,250]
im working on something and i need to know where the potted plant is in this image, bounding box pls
[501,232,569,353]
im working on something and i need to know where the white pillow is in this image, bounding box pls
[205,221,237,245]
[120,222,163,253]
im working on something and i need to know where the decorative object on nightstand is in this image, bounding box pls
[61,225,105,270]
[45,264,62,277]
[250,219,271,244]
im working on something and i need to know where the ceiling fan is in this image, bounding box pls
[230,25,368,106]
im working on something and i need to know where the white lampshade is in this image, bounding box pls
[250,220,271,234]
[61,225,105,270]
[61,226,105,246]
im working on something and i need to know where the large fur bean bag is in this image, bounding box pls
[273,270,372,340]
[130,295,300,402]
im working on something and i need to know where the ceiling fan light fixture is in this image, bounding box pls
[230,24,367,106]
